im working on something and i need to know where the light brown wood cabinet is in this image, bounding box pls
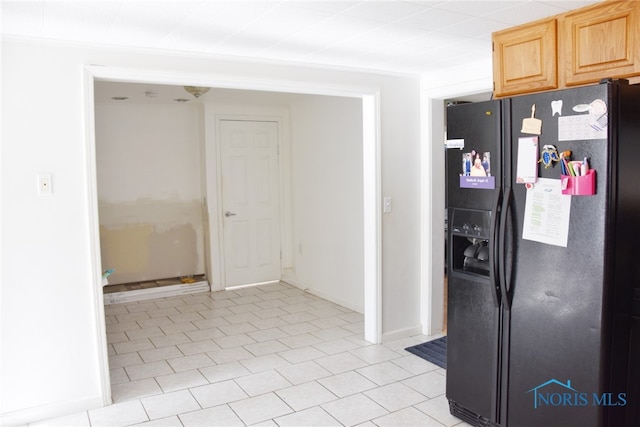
[492,1,640,97]
[492,18,558,97]
[560,1,640,87]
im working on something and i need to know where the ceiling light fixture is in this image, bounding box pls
[183,86,210,99]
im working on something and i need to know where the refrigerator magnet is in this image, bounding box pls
[590,99,607,116]
[589,99,608,131]
[460,150,495,189]
[521,104,542,135]
[538,144,560,169]
[573,104,590,113]
[516,137,539,184]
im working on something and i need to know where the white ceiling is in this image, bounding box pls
[2,0,601,77]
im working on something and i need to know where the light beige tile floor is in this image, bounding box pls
[31,282,472,427]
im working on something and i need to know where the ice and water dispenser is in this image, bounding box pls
[449,208,491,276]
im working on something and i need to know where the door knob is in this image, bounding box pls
[224,211,236,217]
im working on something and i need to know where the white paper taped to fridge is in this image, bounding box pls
[522,178,571,247]
[446,138,465,149]
[558,115,607,141]
[516,136,538,184]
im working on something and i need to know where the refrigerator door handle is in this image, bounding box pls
[490,189,502,307]
[499,186,513,309]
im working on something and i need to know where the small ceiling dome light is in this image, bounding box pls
[183,86,210,99]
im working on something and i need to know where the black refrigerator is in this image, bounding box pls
[445,80,640,427]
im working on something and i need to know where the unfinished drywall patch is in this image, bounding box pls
[99,223,152,277]
[99,198,204,284]
[95,99,205,285]
[148,223,198,276]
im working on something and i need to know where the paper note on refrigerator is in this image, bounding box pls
[522,178,571,247]
[558,114,607,141]
[516,136,538,184]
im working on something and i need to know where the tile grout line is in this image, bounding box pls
[97,282,456,426]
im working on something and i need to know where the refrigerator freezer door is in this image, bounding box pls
[447,273,502,425]
[446,100,503,212]
[446,100,503,425]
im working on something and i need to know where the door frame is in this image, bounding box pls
[206,112,291,290]
[421,78,493,336]
[84,65,382,405]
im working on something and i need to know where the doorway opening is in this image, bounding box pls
[422,90,492,338]
[84,66,382,406]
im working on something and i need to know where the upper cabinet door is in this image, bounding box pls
[492,18,558,98]
[560,1,640,86]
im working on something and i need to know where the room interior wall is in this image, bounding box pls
[287,94,364,313]
[95,102,205,285]
[378,76,423,341]
[0,37,422,424]
[201,89,364,313]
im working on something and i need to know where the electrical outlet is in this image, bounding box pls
[38,173,52,195]
[383,196,392,213]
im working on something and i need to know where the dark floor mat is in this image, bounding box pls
[405,336,447,369]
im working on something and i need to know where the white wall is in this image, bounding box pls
[201,89,364,313]
[288,94,364,312]
[1,41,105,425]
[378,77,423,340]
[95,102,205,284]
[0,37,421,424]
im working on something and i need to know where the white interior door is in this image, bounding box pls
[220,120,281,287]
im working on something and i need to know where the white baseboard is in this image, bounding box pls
[280,278,363,314]
[103,280,210,305]
[1,395,104,427]
[381,325,423,343]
